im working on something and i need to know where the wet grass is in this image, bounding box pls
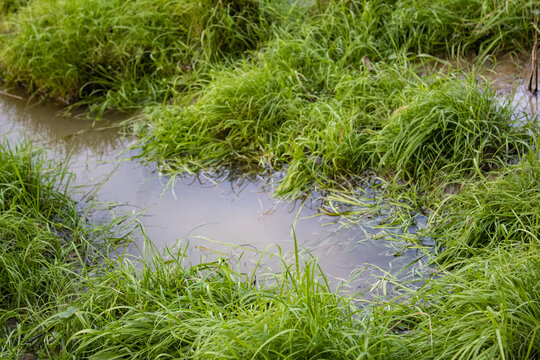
[1,142,538,359]
[1,0,538,196]
[0,0,537,109]
[0,0,31,16]
[0,142,126,355]
[0,142,79,311]
[429,151,540,263]
[0,0,280,113]
[1,1,539,358]
[137,61,536,199]
[129,0,538,199]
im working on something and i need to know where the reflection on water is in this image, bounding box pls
[0,93,420,293]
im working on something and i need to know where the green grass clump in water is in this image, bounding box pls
[385,0,538,58]
[0,141,129,357]
[371,76,534,184]
[1,0,537,114]
[0,141,96,355]
[132,0,538,199]
[136,59,412,198]
[0,0,275,113]
[139,57,534,198]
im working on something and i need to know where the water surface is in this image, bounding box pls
[0,92,418,294]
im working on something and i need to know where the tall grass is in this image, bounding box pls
[385,0,538,58]
[0,141,78,311]
[0,0,31,16]
[429,151,540,263]
[396,246,539,359]
[0,0,277,113]
[1,141,538,359]
[1,0,537,113]
[371,76,534,183]
[0,142,128,357]
[138,59,535,199]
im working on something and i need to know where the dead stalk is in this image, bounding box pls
[528,8,538,93]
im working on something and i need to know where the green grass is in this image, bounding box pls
[128,0,538,200]
[1,0,538,199]
[0,0,31,16]
[371,75,534,183]
[1,1,540,358]
[428,151,540,263]
[0,141,127,355]
[0,0,537,112]
[393,246,540,359]
[0,0,279,114]
[0,141,538,359]
[0,141,79,311]
[137,60,535,199]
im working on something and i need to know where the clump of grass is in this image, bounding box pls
[0,0,276,113]
[0,141,79,311]
[136,59,415,198]
[0,141,129,358]
[25,248,385,359]
[0,0,31,16]
[371,76,534,184]
[364,245,540,360]
[2,0,537,116]
[138,54,536,199]
[315,0,538,60]
[1,140,537,359]
[0,141,92,359]
[428,151,540,262]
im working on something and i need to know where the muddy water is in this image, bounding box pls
[488,54,539,116]
[0,93,420,293]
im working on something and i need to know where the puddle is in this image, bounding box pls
[0,93,420,293]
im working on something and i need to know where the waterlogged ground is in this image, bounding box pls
[0,92,426,293]
[1,55,538,296]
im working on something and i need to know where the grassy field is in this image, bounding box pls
[0,0,539,358]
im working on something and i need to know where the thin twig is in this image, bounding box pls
[528,7,538,93]
[0,89,24,100]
